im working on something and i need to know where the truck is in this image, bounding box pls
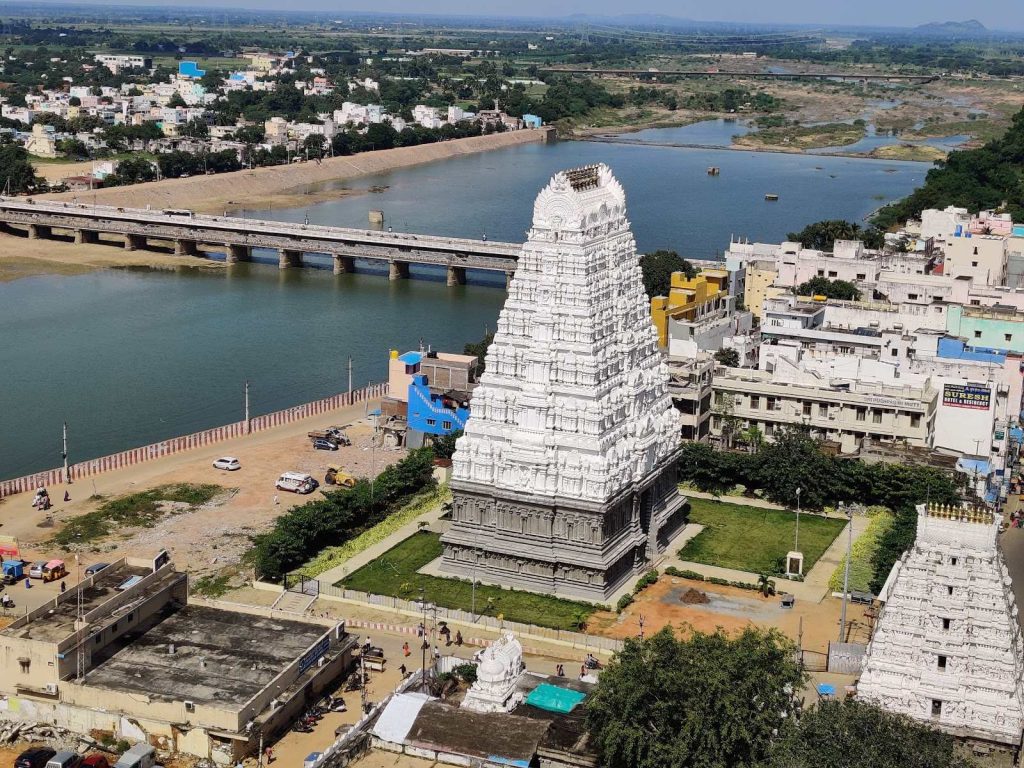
[324,467,357,488]
[307,428,351,447]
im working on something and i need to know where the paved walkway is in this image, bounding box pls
[315,493,449,587]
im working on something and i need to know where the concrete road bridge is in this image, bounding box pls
[0,198,520,285]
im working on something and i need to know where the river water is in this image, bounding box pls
[0,123,932,478]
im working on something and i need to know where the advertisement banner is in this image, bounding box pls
[942,383,991,411]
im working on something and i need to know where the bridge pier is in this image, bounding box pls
[505,271,515,290]
[446,265,466,287]
[174,239,198,257]
[389,259,410,281]
[333,255,356,274]
[123,233,145,251]
[27,224,51,240]
[224,244,251,264]
[279,248,303,269]
[73,229,98,245]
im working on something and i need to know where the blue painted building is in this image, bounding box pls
[407,374,470,435]
[522,114,543,129]
[936,336,1008,364]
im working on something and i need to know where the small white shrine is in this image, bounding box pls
[858,503,1024,747]
[462,632,526,714]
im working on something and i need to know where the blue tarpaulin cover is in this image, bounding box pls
[526,683,586,713]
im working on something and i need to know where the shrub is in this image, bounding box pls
[616,594,635,612]
[633,569,660,594]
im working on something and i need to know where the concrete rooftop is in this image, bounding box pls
[82,605,327,708]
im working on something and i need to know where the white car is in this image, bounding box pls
[212,457,241,471]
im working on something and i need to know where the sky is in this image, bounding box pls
[57,0,1024,31]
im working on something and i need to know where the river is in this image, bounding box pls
[0,122,932,479]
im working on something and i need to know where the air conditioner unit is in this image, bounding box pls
[45,683,58,694]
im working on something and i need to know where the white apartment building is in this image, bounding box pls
[711,359,937,453]
[944,232,1008,286]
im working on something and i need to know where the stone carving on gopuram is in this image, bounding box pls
[858,503,1024,748]
[439,163,686,601]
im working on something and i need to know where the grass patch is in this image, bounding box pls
[735,122,864,150]
[679,498,846,575]
[52,483,222,547]
[293,485,452,579]
[339,531,597,631]
[828,508,894,594]
[191,573,232,598]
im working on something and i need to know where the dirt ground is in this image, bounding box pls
[0,397,402,584]
[38,130,547,214]
[590,574,871,656]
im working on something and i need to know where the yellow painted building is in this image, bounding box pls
[650,269,730,347]
[743,260,783,320]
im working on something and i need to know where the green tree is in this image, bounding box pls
[108,156,157,186]
[796,277,861,301]
[753,428,836,510]
[463,331,494,373]
[714,347,740,367]
[587,627,803,768]
[431,430,462,461]
[765,699,972,768]
[167,92,187,108]
[0,144,42,194]
[787,219,884,251]
[639,250,697,298]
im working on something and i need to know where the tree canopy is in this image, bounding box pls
[796,276,862,301]
[587,626,804,768]
[639,250,697,298]
[765,699,972,768]
[0,143,42,194]
[714,348,740,367]
[786,219,884,251]
[873,106,1024,229]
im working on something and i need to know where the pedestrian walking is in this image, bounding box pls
[273,495,279,506]
[402,641,411,657]
[264,747,274,765]
[433,645,440,661]
[60,581,66,593]
[399,663,407,677]
[455,630,463,646]
[556,663,564,677]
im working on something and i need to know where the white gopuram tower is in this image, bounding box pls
[858,503,1024,748]
[440,164,686,601]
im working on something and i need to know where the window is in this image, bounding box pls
[947,585,954,596]
[908,293,919,300]
[803,402,812,417]
[185,701,196,713]
[971,261,979,267]
[426,418,436,427]
[931,700,942,717]
[817,269,825,277]
[937,655,947,670]
[933,296,942,302]
[856,273,866,280]
[818,404,828,417]
[971,299,981,306]
[951,557,958,566]
[856,407,866,422]
[442,421,452,430]
[942,618,951,630]
[891,349,899,357]
[872,410,882,424]
[18,658,29,673]
[910,414,921,428]
[1006,334,1013,342]
[750,395,760,409]
[975,331,982,339]
[766,397,778,411]
[973,246,979,255]
[828,271,838,278]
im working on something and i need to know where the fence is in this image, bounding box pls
[0,382,389,499]
[315,583,625,655]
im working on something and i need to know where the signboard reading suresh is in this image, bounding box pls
[943,383,991,410]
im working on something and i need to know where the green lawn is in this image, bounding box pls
[338,531,597,630]
[679,498,846,575]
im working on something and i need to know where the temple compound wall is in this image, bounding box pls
[440,164,686,602]
[858,503,1024,749]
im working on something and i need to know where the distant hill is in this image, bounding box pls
[915,19,989,35]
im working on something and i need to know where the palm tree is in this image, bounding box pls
[757,573,776,598]
[572,609,590,632]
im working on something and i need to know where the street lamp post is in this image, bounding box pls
[838,503,854,642]
[794,487,802,554]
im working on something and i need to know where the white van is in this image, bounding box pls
[113,744,156,768]
[275,472,315,494]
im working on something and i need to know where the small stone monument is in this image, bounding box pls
[785,551,804,577]
[461,632,526,714]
